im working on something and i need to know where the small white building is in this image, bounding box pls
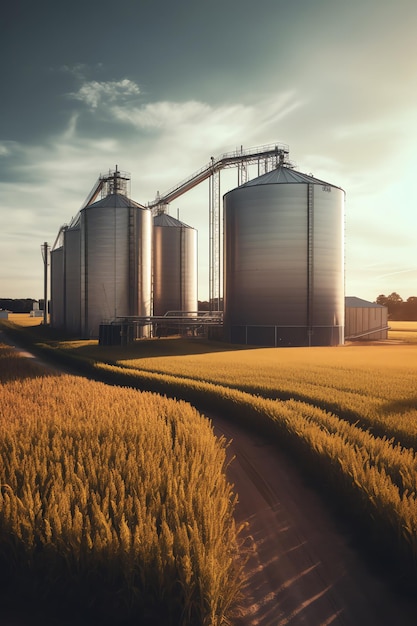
[0,310,11,319]
[30,301,44,317]
[345,297,389,341]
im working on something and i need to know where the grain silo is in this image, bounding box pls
[63,221,81,335]
[153,213,198,316]
[79,174,152,339]
[223,166,345,347]
[50,246,64,329]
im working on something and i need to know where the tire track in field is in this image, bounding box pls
[212,415,417,626]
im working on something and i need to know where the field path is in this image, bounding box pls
[212,415,417,626]
[2,329,417,625]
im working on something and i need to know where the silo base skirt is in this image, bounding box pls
[227,325,344,347]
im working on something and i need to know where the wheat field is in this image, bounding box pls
[50,333,417,587]
[0,343,243,625]
[3,318,417,597]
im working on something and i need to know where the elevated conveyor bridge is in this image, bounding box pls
[63,144,292,319]
[148,143,292,310]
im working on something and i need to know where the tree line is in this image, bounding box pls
[376,293,417,320]
[0,298,38,313]
[2,296,416,320]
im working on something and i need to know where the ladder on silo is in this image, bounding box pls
[307,184,314,345]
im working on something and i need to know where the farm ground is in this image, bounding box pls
[2,325,417,624]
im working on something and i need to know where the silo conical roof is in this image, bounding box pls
[153,213,193,228]
[85,193,146,209]
[241,166,343,190]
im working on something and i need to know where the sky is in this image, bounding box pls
[1,0,416,303]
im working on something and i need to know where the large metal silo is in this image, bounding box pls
[50,247,64,329]
[64,225,81,335]
[223,166,345,347]
[80,193,152,338]
[153,213,198,316]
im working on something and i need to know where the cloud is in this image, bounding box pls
[112,100,211,130]
[110,91,304,154]
[69,79,141,109]
[0,141,20,157]
[59,63,89,80]
[375,268,417,280]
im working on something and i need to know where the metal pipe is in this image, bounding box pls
[41,241,49,325]
[345,326,391,340]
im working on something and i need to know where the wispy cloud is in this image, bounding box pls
[111,100,212,129]
[69,79,141,109]
[0,141,21,157]
[109,92,304,158]
[375,268,417,279]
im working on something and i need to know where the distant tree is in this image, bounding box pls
[387,292,403,304]
[376,294,388,306]
[405,297,417,321]
[385,292,403,320]
[198,299,224,311]
[374,292,417,320]
[0,298,36,313]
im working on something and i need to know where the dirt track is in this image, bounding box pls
[3,331,417,625]
[213,416,417,626]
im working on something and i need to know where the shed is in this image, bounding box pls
[30,302,44,317]
[345,297,389,340]
[0,310,11,319]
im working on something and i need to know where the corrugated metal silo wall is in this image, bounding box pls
[310,184,345,345]
[64,227,81,335]
[153,225,198,316]
[133,207,152,334]
[345,306,388,340]
[50,247,64,328]
[223,182,344,346]
[80,205,152,338]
